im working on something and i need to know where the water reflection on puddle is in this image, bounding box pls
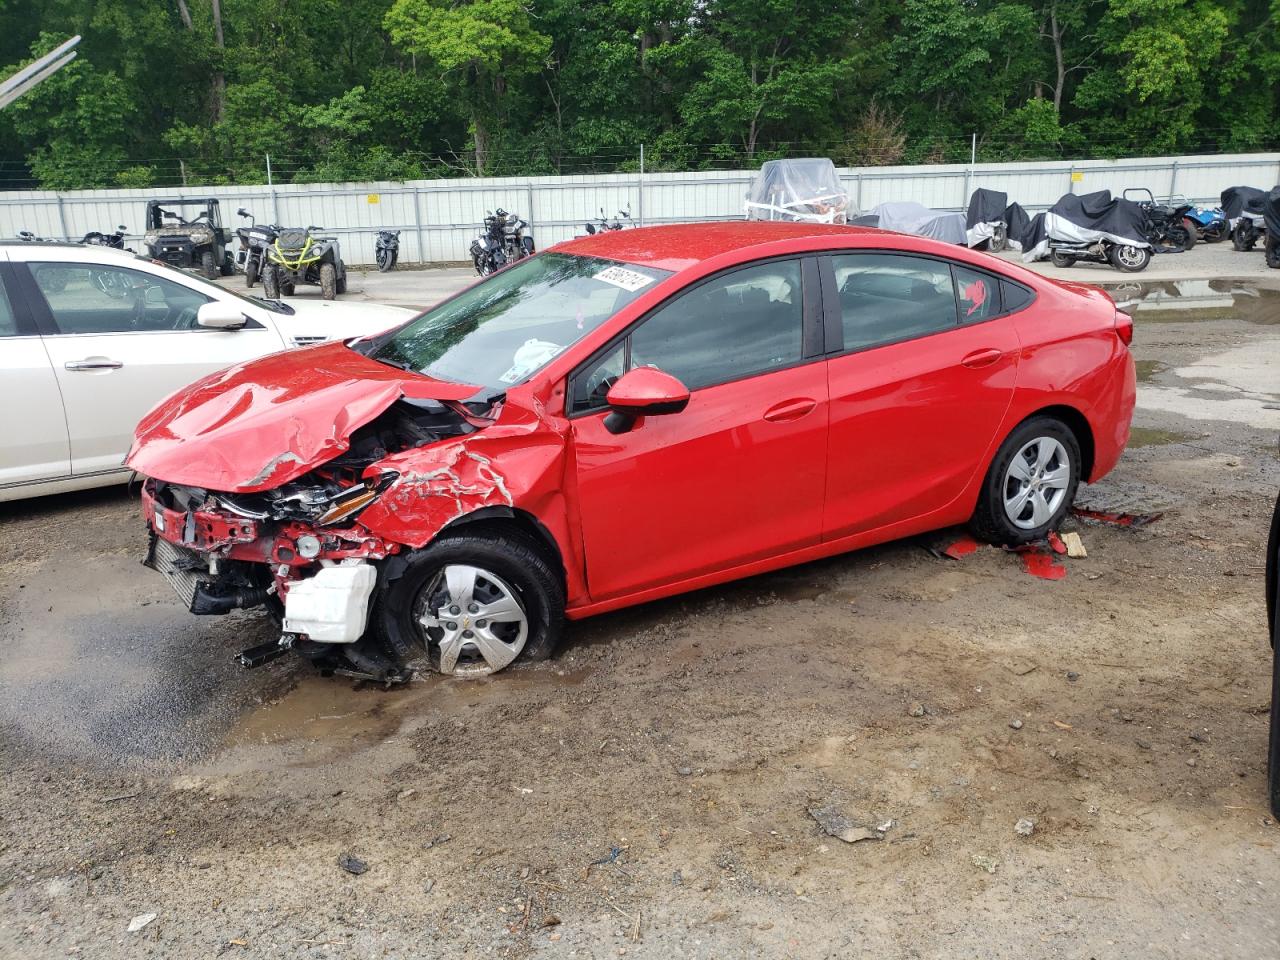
[1103,279,1279,323]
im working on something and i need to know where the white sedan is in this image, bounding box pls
[0,242,414,502]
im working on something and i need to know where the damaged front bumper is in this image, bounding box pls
[141,480,397,645]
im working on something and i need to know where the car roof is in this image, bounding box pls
[553,221,892,272]
[1,241,135,258]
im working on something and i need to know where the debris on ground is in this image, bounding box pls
[808,803,884,844]
[127,913,157,933]
[1009,718,1024,730]
[423,834,451,849]
[971,854,999,874]
[1066,671,1080,682]
[908,702,926,718]
[1015,818,1036,837]
[1071,507,1163,529]
[1020,549,1067,580]
[940,535,981,560]
[1062,531,1087,558]
[1047,531,1068,555]
[337,853,368,875]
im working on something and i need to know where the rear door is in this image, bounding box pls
[0,259,70,490]
[821,253,1023,540]
[19,260,286,477]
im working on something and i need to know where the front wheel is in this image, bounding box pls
[1170,224,1195,251]
[245,258,259,288]
[970,416,1081,545]
[319,262,337,300]
[376,249,393,272]
[1181,218,1200,247]
[987,223,1008,253]
[1233,221,1257,251]
[1050,250,1075,268]
[262,266,280,299]
[373,530,564,678]
[1109,244,1151,272]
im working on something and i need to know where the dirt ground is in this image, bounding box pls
[2,260,1279,959]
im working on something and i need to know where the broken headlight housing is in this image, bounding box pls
[214,471,399,526]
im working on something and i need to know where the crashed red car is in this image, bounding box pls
[128,222,1135,680]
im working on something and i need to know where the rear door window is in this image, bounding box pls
[830,254,958,352]
[953,265,1000,323]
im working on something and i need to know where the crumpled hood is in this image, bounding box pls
[126,341,480,492]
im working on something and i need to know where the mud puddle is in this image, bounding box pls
[1128,426,1197,447]
[1104,278,1280,322]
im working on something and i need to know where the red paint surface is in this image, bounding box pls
[128,222,1135,619]
[605,367,690,410]
[1021,551,1067,580]
[942,536,981,560]
[1047,530,1068,555]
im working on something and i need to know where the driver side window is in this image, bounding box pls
[30,263,212,335]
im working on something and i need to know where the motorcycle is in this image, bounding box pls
[1048,238,1152,273]
[1123,188,1194,251]
[81,225,129,249]
[234,208,279,288]
[469,208,535,276]
[1182,204,1228,243]
[375,229,400,272]
[1222,186,1268,251]
[583,206,632,235]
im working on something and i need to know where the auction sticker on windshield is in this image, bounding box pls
[594,265,656,292]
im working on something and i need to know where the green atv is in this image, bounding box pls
[262,226,347,300]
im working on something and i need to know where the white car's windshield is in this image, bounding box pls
[364,253,671,392]
[132,254,295,315]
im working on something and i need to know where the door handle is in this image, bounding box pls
[960,348,1003,369]
[64,358,124,371]
[763,398,817,422]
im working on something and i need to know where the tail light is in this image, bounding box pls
[1114,310,1134,346]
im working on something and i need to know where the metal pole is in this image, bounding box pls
[1168,160,1179,201]
[265,154,272,187]
[1068,163,1076,195]
[0,35,79,110]
[413,185,425,266]
[54,193,69,241]
[637,143,645,226]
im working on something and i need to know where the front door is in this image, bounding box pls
[821,253,1022,540]
[569,257,829,602]
[21,261,284,477]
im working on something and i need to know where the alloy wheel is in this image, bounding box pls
[1002,436,1071,530]
[415,564,529,677]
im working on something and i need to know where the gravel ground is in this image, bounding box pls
[1,245,1278,959]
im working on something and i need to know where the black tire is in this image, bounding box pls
[1234,222,1257,252]
[262,266,280,300]
[1181,218,1200,247]
[1266,236,1280,270]
[336,271,347,294]
[376,249,393,272]
[987,224,1008,253]
[521,236,536,257]
[245,258,259,288]
[220,252,235,276]
[1171,224,1195,251]
[200,250,218,280]
[1050,250,1075,268]
[474,255,491,277]
[969,415,1082,546]
[1109,244,1151,273]
[282,281,295,296]
[373,529,564,676]
[319,262,337,299]
[390,251,398,269]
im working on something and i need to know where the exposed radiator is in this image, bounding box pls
[144,533,206,611]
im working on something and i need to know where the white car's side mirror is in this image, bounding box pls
[196,302,247,330]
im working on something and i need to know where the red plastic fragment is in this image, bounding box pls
[1047,531,1068,555]
[1071,507,1163,529]
[1021,551,1067,580]
[942,536,981,560]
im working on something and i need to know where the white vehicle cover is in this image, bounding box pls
[1019,190,1153,263]
[744,158,853,223]
[857,201,966,245]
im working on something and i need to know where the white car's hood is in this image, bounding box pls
[268,298,414,346]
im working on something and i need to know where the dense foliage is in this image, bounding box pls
[0,0,1277,188]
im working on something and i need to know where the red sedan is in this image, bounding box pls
[128,222,1135,681]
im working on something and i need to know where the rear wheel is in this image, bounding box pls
[220,252,235,276]
[374,530,564,677]
[200,250,218,280]
[262,266,280,299]
[970,416,1081,546]
[319,262,337,300]
[1234,221,1257,251]
[1171,224,1195,251]
[1050,250,1075,268]
[1109,244,1151,272]
[336,271,347,294]
[1266,235,1280,270]
[1181,218,1200,246]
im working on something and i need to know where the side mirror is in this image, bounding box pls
[237,207,249,217]
[196,301,247,330]
[603,367,690,435]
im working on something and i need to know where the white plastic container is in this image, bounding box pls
[283,561,377,643]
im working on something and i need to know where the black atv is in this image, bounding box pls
[142,198,233,280]
[262,226,347,300]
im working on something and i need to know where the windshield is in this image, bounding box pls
[365,253,672,390]
[131,254,295,314]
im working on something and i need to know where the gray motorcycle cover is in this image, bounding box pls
[859,201,966,244]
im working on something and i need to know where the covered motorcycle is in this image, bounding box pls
[1222,185,1268,251]
[1019,190,1153,273]
[1263,186,1280,269]
[853,201,966,245]
[744,158,852,223]
[965,188,1009,250]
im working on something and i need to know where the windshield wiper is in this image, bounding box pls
[250,296,295,315]
[366,354,416,372]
